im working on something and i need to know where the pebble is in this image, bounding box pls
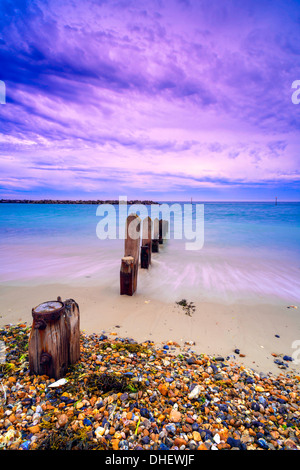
[0,323,299,451]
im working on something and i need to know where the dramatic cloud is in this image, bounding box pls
[0,0,299,200]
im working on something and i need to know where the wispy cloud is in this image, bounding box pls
[0,0,299,200]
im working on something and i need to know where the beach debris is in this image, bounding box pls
[0,323,300,451]
[176,299,196,317]
[234,349,240,354]
[185,341,195,346]
[48,378,68,388]
[188,385,202,400]
[275,335,280,338]
[287,305,298,309]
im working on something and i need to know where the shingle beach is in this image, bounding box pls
[1,323,299,451]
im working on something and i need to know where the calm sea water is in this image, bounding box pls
[0,202,299,304]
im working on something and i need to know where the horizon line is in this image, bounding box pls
[1,198,299,203]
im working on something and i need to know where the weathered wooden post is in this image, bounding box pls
[163,219,169,240]
[159,219,169,244]
[152,217,159,253]
[120,214,141,295]
[64,298,80,365]
[28,298,80,380]
[141,216,152,269]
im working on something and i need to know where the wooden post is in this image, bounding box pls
[159,219,163,244]
[64,298,80,365]
[28,298,80,380]
[159,219,168,244]
[120,214,141,295]
[152,217,159,253]
[141,216,152,269]
[163,219,169,240]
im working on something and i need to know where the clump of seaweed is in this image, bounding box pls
[176,299,196,316]
[99,342,149,354]
[83,372,145,396]
[36,426,107,450]
[0,362,16,377]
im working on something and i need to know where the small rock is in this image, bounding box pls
[170,409,181,423]
[58,414,68,427]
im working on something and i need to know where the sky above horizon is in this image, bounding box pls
[0,0,300,201]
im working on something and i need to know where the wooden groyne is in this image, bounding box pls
[120,214,141,296]
[151,218,160,253]
[141,216,152,269]
[120,215,168,295]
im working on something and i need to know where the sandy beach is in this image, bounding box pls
[1,278,299,375]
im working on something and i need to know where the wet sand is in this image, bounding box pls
[0,281,299,375]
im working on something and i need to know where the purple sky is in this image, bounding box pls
[0,0,299,201]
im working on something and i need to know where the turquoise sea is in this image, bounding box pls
[0,202,299,304]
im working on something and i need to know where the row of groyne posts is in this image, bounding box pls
[120,214,169,296]
[27,215,169,380]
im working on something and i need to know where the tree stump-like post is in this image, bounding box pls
[141,216,152,269]
[120,214,141,295]
[28,298,80,380]
[152,218,159,253]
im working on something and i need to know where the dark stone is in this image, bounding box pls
[257,438,269,450]
[164,437,174,448]
[227,437,245,450]
[159,443,169,450]
[246,377,255,384]
[214,374,223,381]
[186,357,197,365]
[277,398,287,405]
[140,408,150,418]
[141,436,150,445]
[251,402,260,412]
[83,418,92,427]
[119,440,129,450]
[219,404,228,412]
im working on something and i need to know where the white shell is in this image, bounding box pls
[48,378,68,388]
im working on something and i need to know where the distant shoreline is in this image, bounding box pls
[1,199,299,204]
[0,199,157,205]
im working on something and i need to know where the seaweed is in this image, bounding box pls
[0,362,16,376]
[83,372,145,396]
[36,426,107,450]
[99,342,149,354]
[176,299,196,317]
